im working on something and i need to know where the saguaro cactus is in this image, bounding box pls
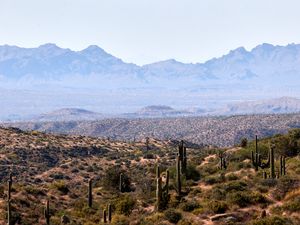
[108,204,112,223]
[156,165,160,179]
[88,179,93,207]
[219,152,227,170]
[8,175,12,200]
[7,200,11,225]
[119,173,124,192]
[145,137,149,151]
[269,145,275,179]
[178,140,187,174]
[156,169,170,211]
[182,147,187,174]
[164,170,169,194]
[176,154,182,196]
[280,156,286,176]
[251,135,261,171]
[156,177,162,210]
[44,200,51,225]
[103,209,107,223]
[251,136,271,170]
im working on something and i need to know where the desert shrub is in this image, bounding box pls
[208,201,228,213]
[103,166,131,192]
[259,178,277,187]
[226,173,239,181]
[204,175,223,185]
[24,186,45,195]
[251,192,269,204]
[227,191,268,207]
[177,219,193,225]
[201,165,219,176]
[224,181,247,192]
[164,208,182,224]
[185,164,200,181]
[111,214,130,225]
[208,188,226,201]
[240,137,248,147]
[283,196,300,212]
[250,215,294,225]
[143,153,156,159]
[50,173,70,180]
[179,201,199,212]
[51,181,69,195]
[227,191,251,207]
[114,195,136,216]
[273,176,298,200]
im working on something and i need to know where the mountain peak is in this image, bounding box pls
[81,45,105,54]
[229,46,247,54]
[38,43,60,49]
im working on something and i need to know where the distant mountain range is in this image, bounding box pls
[10,97,300,122]
[0,43,300,118]
[29,108,105,122]
[1,43,300,84]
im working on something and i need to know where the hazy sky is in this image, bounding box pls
[1,0,300,65]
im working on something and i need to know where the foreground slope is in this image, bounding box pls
[0,127,299,224]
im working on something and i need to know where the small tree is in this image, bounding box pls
[240,137,248,148]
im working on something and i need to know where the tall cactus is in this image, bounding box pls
[7,200,11,225]
[7,174,12,201]
[178,140,187,174]
[269,145,275,179]
[108,204,112,223]
[145,137,149,151]
[88,179,93,207]
[156,169,170,211]
[44,200,51,225]
[182,147,187,174]
[219,152,227,170]
[176,154,182,196]
[280,156,286,176]
[164,170,169,194]
[251,135,261,171]
[251,136,270,170]
[156,177,162,210]
[103,209,107,223]
[119,173,124,192]
[156,165,160,179]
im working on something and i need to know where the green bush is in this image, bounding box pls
[208,201,228,213]
[103,166,131,192]
[185,164,200,181]
[111,214,130,225]
[204,175,224,185]
[240,137,248,147]
[283,196,300,212]
[273,177,298,200]
[224,181,247,192]
[227,191,251,207]
[164,209,182,224]
[51,181,69,195]
[179,201,199,212]
[114,195,136,216]
[250,215,294,225]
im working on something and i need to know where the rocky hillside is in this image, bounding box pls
[4,113,300,147]
[0,127,299,224]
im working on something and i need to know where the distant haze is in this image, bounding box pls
[0,43,300,120]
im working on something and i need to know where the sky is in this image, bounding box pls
[0,0,300,65]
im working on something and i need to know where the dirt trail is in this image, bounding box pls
[200,154,217,166]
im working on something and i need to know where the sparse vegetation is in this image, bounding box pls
[0,126,299,224]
